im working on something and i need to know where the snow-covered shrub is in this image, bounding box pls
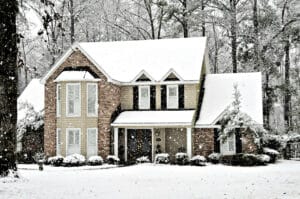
[106,155,120,165]
[262,137,282,151]
[47,155,64,166]
[87,156,103,166]
[190,155,206,166]
[175,153,189,165]
[63,154,86,166]
[256,154,271,165]
[136,156,150,164]
[208,153,221,164]
[154,153,170,164]
[263,147,280,163]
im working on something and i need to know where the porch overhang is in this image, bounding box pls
[111,110,195,128]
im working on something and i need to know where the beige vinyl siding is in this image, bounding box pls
[184,84,198,109]
[56,81,98,156]
[119,84,198,111]
[120,86,133,110]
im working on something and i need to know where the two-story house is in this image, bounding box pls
[41,37,263,163]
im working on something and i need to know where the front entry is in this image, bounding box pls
[127,129,152,163]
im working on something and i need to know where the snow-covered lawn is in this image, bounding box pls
[1,160,300,199]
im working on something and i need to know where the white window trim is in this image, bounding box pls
[87,128,98,157]
[86,83,98,117]
[138,85,150,110]
[66,128,81,156]
[167,85,179,109]
[66,83,81,117]
[56,128,61,156]
[56,84,61,117]
[220,133,236,155]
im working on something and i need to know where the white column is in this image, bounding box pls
[114,128,118,157]
[124,129,128,162]
[187,128,192,159]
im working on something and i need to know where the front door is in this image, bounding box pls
[127,129,152,163]
[87,128,98,158]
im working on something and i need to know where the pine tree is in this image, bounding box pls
[0,0,19,177]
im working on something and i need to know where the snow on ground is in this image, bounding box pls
[1,160,300,199]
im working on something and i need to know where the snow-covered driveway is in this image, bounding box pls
[1,160,300,199]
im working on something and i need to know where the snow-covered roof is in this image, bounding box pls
[18,79,44,121]
[55,71,96,82]
[112,110,195,127]
[196,72,263,126]
[42,37,207,84]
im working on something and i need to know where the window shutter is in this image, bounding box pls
[133,86,138,110]
[235,129,242,153]
[179,85,184,109]
[150,86,156,110]
[161,85,166,110]
[214,129,220,153]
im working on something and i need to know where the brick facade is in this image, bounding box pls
[44,50,120,157]
[242,132,258,154]
[193,128,214,157]
[192,128,258,157]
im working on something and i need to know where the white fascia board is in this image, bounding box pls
[131,69,156,82]
[54,79,101,83]
[118,80,199,86]
[40,46,75,84]
[41,43,119,85]
[111,122,193,128]
[194,124,221,129]
[160,68,184,82]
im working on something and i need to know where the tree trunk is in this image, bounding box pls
[0,0,18,176]
[212,20,218,73]
[253,0,260,71]
[69,0,75,44]
[201,0,206,37]
[230,0,237,73]
[182,0,188,38]
[284,40,291,131]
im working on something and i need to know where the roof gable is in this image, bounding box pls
[42,37,208,84]
[196,72,263,126]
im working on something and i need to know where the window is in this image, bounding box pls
[87,83,98,116]
[66,83,81,117]
[167,85,178,109]
[56,84,61,117]
[56,128,61,155]
[139,86,150,109]
[221,133,236,155]
[87,128,98,157]
[66,128,81,155]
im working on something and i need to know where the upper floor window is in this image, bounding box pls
[87,83,98,116]
[56,84,61,117]
[66,83,81,117]
[167,85,178,109]
[139,85,150,109]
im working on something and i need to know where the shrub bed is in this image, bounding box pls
[63,154,86,166]
[87,156,103,166]
[136,156,150,164]
[190,155,206,166]
[106,155,120,165]
[263,147,280,163]
[154,153,170,164]
[220,153,270,166]
[208,153,221,164]
[47,155,64,166]
[175,153,189,165]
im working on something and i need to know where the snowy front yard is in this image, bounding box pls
[1,160,300,199]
